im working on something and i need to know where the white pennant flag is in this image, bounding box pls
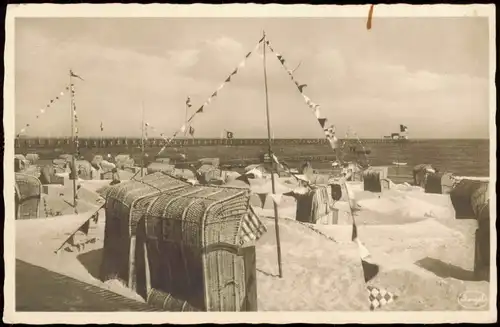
[217,84,224,91]
[356,239,371,260]
[20,128,26,133]
[238,60,246,68]
[302,94,311,103]
[271,154,280,165]
[269,193,283,205]
[40,109,45,114]
[60,91,64,96]
[314,108,321,118]
[206,98,212,105]
[180,124,186,133]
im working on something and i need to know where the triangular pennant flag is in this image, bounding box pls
[60,91,64,96]
[206,98,212,105]
[236,173,251,185]
[217,84,224,91]
[36,115,39,119]
[245,51,252,58]
[329,136,340,149]
[270,193,283,205]
[356,239,371,260]
[211,91,218,98]
[256,193,268,208]
[302,94,311,103]
[40,109,45,113]
[271,154,280,165]
[352,221,358,241]
[225,76,232,83]
[50,99,54,103]
[231,68,239,76]
[196,106,204,113]
[314,108,321,119]
[277,54,283,61]
[238,60,246,68]
[318,118,327,128]
[26,124,30,127]
[297,84,308,92]
[55,96,59,100]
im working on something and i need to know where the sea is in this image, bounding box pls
[23,139,491,180]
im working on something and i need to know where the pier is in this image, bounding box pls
[15,137,415,150]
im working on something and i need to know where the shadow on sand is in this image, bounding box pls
[15,259,159,312]
[77,248,104,280]
[415,257,477,281]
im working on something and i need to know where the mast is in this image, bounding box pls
[184,98,189,137]
[69,70,77,213]
[141,101,145,177]
[262,31,283,278]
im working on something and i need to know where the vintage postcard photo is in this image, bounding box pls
[3,3,497,324]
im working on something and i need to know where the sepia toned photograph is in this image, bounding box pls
[3,3,496,324]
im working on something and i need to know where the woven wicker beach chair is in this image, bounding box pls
[15,173,42,220]
[196,165,222,184]
[363,168,382,193]
[449,179,486,219]
[295,185,334,224]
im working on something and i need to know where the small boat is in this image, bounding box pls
[392,161,407,166]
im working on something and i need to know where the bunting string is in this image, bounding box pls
[71,83,80,157]
[155,35,265,157]
[16,85,70,137]
[264,40,340,152]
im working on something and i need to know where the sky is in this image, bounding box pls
[15,17,490,139]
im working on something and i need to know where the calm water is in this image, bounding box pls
[27,139,490,178]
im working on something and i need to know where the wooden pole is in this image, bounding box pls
[262,31,283,278]
[69,70,77,213]
[184,98,188,137]
[141,101,145,177]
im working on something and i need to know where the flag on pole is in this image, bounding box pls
[189,126,195,137]
[226,131,234,139]
[400,124,408,132]
[100,122,104,132]
[70,70,84,81]
[186,96,192,108]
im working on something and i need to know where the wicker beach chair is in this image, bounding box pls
[295,185,334,224]
[101,174,266,311]
[196,165,222,184]
[363,168,382,193]
[15,173,42,220]
[424,172,444,194]
[449,179,485,219]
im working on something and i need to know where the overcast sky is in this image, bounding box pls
[15,17,490,139]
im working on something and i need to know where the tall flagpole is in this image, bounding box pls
[69,70,77,213]
[184,98,189,137]
[262,31,283,278]
[141,101,145,177]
